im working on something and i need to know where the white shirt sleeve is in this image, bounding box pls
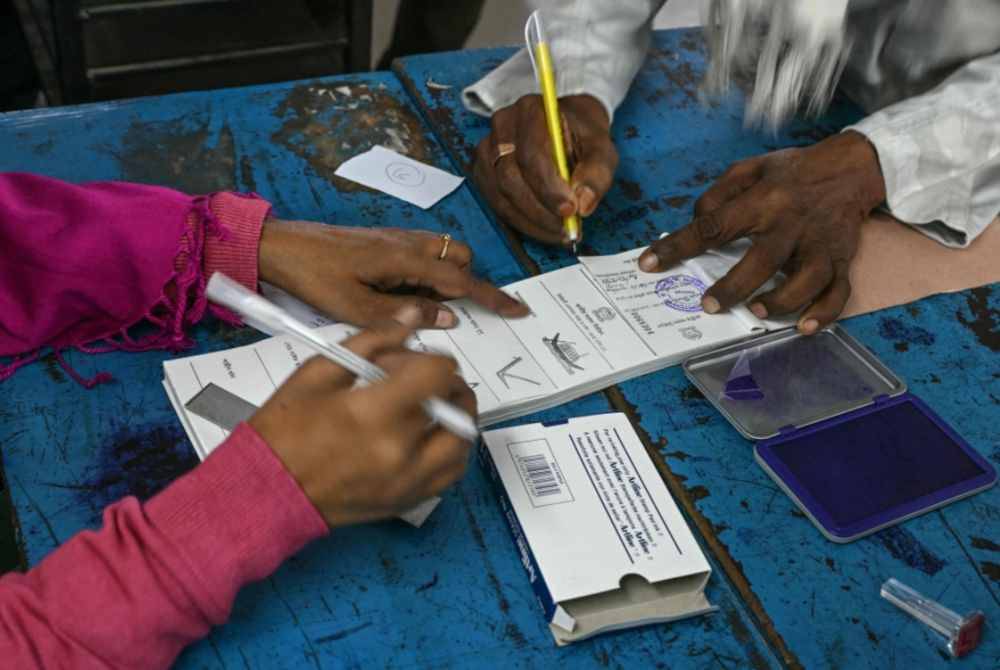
[848,51,1000,248]
[461,0,667,122]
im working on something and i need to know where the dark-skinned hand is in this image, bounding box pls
[638,131,886,334]
[258,220,529,329]
[473,94,618,245]
[250,310,477,528]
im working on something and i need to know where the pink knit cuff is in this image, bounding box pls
[203,193,271,291]
[145,423,327,622]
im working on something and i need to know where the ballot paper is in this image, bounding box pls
[334,145,464,209]
[480,413,714,644]
[162,246,781,443]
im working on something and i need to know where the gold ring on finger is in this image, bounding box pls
[438,233,452,261]
[493,143,516,168]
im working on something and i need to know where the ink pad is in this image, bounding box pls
[684,325,997,542]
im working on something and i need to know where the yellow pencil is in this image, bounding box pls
[526,11,581,253]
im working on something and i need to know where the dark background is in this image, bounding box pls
[1,0,486,110]
[1,0,41,110]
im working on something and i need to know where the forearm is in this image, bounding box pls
[846,51,1000,247]
[0,174,270,382]
[0,423,327,668]
[462,0,666,121]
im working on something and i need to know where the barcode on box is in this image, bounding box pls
[507,439,574,507]
[521,454,561,497]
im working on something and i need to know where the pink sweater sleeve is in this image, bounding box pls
[185,191,271,294]
[0,177,324,665]
[0,173,271,386]
[0,423,328,668]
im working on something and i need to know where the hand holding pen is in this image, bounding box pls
[471,12,618,248]
[207,273,480,442]
[244,310,478,528]
[525,10,582,251]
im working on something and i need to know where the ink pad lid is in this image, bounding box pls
[682,325,906,441]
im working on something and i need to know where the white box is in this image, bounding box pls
[480,413,716,645]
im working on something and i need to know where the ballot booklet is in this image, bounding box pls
[162,245,789,454]
[480,413,715,644]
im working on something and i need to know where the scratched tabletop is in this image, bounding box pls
[396,28,1000,670]
[0,71,786,668]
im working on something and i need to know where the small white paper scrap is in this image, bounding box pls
[334,145,463,209]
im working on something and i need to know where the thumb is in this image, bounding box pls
[570,135,619,217]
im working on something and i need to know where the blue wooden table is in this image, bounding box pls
[0,66,782,668]
[394,28,1000,669]
[0,27,996,669]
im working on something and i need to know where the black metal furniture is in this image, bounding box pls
[14,0,372,104]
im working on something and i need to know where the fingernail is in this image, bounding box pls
[394,305,423,327]
[503,299,530,316]
[750,303,768,319]
[702,296,721,314]
[638,252,659,272]
[800,318,819,334]
[435,309,457,329]
[576,185,596,215]
[558,200,576,218]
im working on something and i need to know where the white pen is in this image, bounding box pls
[206,273,479,442]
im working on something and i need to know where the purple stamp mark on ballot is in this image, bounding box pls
[655,275,706,313]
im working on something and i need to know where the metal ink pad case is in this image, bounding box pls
[683,325,905,440]
[683,325,997,542]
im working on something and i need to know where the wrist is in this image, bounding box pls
[563,94,611,131]
[841,130,887,213]
[258,216,287,286]
[200,192,270,292]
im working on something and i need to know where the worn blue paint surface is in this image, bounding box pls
[0,73,780,667]
[396,29,1000,669]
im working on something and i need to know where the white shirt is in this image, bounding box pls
[463,0,1000,248]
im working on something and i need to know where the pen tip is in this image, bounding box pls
[571,242,578,255]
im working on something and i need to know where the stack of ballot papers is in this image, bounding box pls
[163,244,792,459]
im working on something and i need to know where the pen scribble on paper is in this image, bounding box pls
[385,162,426,187]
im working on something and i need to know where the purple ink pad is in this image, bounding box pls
[683,325,996,542]
[756,394,996,542]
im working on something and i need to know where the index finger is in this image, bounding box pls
[354,354,464,425]
[638,201,753,273]
[288,316,417,390]
[476,122,564,243]
[702,235,791,313]
[693,158,764,217]
[340,313,418,358]
[510,98,576,218]
[404,256,530,318]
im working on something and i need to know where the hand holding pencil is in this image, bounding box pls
[471,13,618,248]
